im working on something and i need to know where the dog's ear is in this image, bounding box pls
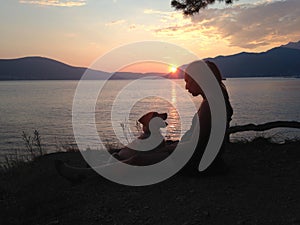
[138,112,155,126]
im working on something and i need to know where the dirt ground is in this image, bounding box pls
[1,139,299,225]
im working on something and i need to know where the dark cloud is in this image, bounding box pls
[191,0,300,48]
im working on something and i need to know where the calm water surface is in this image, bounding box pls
[0,78,300,159]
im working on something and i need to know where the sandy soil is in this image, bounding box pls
[0,139,299,225]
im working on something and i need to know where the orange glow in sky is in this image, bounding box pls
[118,62,174,74]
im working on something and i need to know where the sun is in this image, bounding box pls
[169,66,177,73]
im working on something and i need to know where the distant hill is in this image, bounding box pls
[1,41,300,80]
[282,40,300,50]
[166,41,300,79]
[207,44,300,78]
[0,57,110,80]
[0,57,166,80]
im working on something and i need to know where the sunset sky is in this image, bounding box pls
[1,0,299,72]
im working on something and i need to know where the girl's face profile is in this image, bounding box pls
[184,74,203,97]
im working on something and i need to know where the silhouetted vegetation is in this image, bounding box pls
[22,130,44,158]
[171,0,235,15]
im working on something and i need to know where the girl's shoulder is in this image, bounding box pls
[198,100,210,117]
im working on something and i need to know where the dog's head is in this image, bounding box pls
[138,112,168,135]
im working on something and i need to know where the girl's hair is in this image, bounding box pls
[205,60,233,123]
[205,60,222,83]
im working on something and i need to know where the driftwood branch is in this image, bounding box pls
[229,121,300,134]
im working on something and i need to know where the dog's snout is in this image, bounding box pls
[159,113,168,120]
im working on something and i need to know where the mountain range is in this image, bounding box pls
[1,41,300,80]
[207,41,300,78]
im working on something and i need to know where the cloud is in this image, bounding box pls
[192,0,300,49]
[143,9,172,16]
[129,24,137,30]
[151,0,300,49]
[105,19,126,26]
[19,0,86,7]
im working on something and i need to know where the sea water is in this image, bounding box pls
[0,78,299,160]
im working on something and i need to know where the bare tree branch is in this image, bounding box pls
[229,121,300,134]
